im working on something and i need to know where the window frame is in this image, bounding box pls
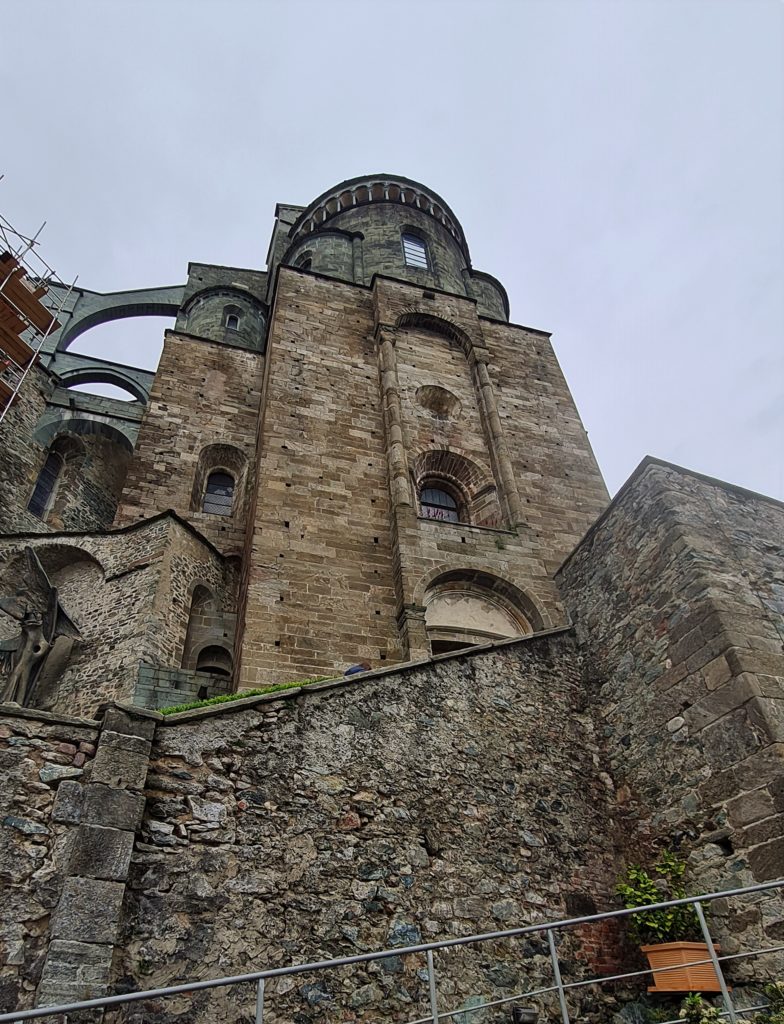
[401,232,430,270]
[202,469,236,517]
[417,478,467,524]
[28,450,64,520]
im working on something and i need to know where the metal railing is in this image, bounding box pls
[1,879,782,1023]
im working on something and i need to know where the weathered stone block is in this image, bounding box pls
[90,743,150,791]
[51,876,125,943]
[37,938,113,1005]
[52,779,84,825]
[726,787,776,828]
[701,708,762,770]
[747,836,784,882]
[83,783,145,831]
[66,823,135,881]
[102,706,157,741]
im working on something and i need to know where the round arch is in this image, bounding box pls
[57,297,181,352]
[414,566,551,634]
[33,418,134,455]
[58,369,147,404]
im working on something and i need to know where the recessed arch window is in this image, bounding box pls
[223,305,242,332]
[28,451,64,519]
[402,232,429,269]
[295,252,313,272]
[202,471,235,516]
[419,484,461,523]
[195,644,233,678]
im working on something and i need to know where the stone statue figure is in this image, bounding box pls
[0,547,82,707]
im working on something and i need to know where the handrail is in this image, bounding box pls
[1,878,781,1022]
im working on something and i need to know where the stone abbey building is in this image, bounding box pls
[0,176,781,1020]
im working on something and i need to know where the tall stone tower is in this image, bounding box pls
[0,174,608,714]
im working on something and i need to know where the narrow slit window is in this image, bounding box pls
[402,233,429,269]
[202,471,235,516]
[28,451,64,519]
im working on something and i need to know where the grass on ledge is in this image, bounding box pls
[159,677,336,716]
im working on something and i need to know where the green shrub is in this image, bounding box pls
[616,851,701,944]
[679,994,722,1024]
[159,676,336,715]
[756,983,784,1024]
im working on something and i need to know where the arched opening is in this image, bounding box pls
[294,251,313,272]
[195,645,233,677]
[27,435,85,522]
[223,305,242,332]
[67,316,174,371]
[191,443,248,520]
[418,481,465,523]
[412,449,502,528]
[64,381,141,403]
[202,471,235,516]
[423,569,539,655]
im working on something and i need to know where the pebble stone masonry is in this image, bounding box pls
[0,174,781,1020]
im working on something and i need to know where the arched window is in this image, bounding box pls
[295,252,313,272]
[202,471,235,516]
[419,485,460,523]
[402,232,429,269]
[195,645,233,677]
[222,305,242,332]
[28,451,64,519]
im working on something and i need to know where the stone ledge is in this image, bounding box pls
[0,702,100,729]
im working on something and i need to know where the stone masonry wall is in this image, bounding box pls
[557,460,784,971]
[115,331,264,557]
[240,270,400,687]
[0,706,100,1014]
[0,363,56,535]
[0,515,232,718]
[113,632,619,1024]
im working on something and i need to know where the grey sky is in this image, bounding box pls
[3,0,782,498]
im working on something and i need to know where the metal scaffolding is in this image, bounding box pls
[0,185,77,424]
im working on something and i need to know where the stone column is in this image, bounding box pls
[471,350,523,527]
[376,328,412,510]
[36,705,157,1014]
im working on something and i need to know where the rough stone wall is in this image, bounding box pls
[0,363,56,535]
[115,331,264,556]
[482,318,610,576]
[240,270,400,687]
[0,515,233,718]
[0,705,100,1014]
[114,633,618,1024]
[44,432,132,532]
[557,460,784,969]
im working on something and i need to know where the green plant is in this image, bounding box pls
[616,851,701,944]
[756,983,784,1024]
[679,994,722,1024]
[159,676,336,715]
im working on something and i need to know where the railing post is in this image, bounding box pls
[255,978,265,1024]
[426,949,440,1024]
[547,929,570,1024]
[694,901,737,1024]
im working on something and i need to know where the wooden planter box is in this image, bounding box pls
[642,942,723,992]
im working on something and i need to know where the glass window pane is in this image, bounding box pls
[28,452,62,519]
[203,472,235,516]
[402,233,429,268]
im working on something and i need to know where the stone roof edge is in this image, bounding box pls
[0,702,100,729]
[0,509,226,561]
[556,455,784,578]
[157,624,575,725]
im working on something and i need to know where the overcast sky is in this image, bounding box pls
[3,0,782,499]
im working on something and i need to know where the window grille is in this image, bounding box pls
[28,451,63,519]
[419,486,459,522]
[402,233,429,269]
[202,471,235,516]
